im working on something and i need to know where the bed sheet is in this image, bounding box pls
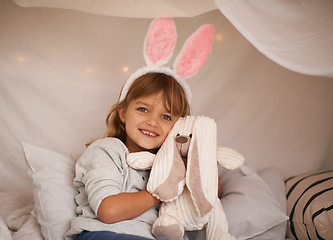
[0,191,43,240]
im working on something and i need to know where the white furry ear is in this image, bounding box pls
[173,24,215,79]
[144,18,177,68]
[120,19,215,104]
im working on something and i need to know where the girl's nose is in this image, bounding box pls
[146,115,158,127]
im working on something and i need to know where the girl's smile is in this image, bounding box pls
[140,129,158,137]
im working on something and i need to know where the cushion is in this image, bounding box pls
[22,142,77,240]
[220,165,288,240]
[246,167,288,240]
[186,165,288,240]
[285,170,333,240]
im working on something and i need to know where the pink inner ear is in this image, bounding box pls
[176,24,214,78]
[146,18,177,66]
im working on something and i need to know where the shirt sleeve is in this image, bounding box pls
[75,138,129,214]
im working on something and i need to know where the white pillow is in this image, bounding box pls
[22,142,77,240]
[220,165,288,240]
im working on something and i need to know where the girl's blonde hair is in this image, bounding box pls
[105,72,190,143]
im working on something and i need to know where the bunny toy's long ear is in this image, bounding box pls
[186,116,217,221]
[144,18,177,68]
[147,118,186,201]
[173,24,215,79]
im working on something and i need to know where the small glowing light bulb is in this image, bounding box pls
[216,34,223,42]
[17,55,26,63]
[85,66,93,73]
[123,66,129,72]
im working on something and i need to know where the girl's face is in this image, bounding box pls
[118,91,179,153]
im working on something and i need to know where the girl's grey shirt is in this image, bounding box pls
[66,137,158,239]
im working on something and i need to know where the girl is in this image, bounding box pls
[67,18,214,240]
[67,72,190,240]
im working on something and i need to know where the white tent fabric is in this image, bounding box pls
[11,0,219,18]
[1,0,333,191]
[216,0,333,77]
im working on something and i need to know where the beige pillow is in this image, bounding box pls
[285,170,333,240]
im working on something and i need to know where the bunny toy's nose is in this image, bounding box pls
[175,136,189,144]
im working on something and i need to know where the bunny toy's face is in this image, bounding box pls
[175,133,193,168]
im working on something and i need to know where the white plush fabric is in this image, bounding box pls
[126,151,155,170]
[146,116,244,240]
[119,18,214,104]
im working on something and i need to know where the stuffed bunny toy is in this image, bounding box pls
[145,116,244,240]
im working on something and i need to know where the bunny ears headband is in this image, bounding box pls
[119,18,215,104]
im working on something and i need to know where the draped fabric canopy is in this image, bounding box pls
[217,0,333,77]
[13,0,333,77]
[1,0,333,191]
[12,0,219,18]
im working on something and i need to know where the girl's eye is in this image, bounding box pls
[138,107,147,113]
[162,115,171,121]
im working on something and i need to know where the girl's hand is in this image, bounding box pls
[97,190,159,224]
